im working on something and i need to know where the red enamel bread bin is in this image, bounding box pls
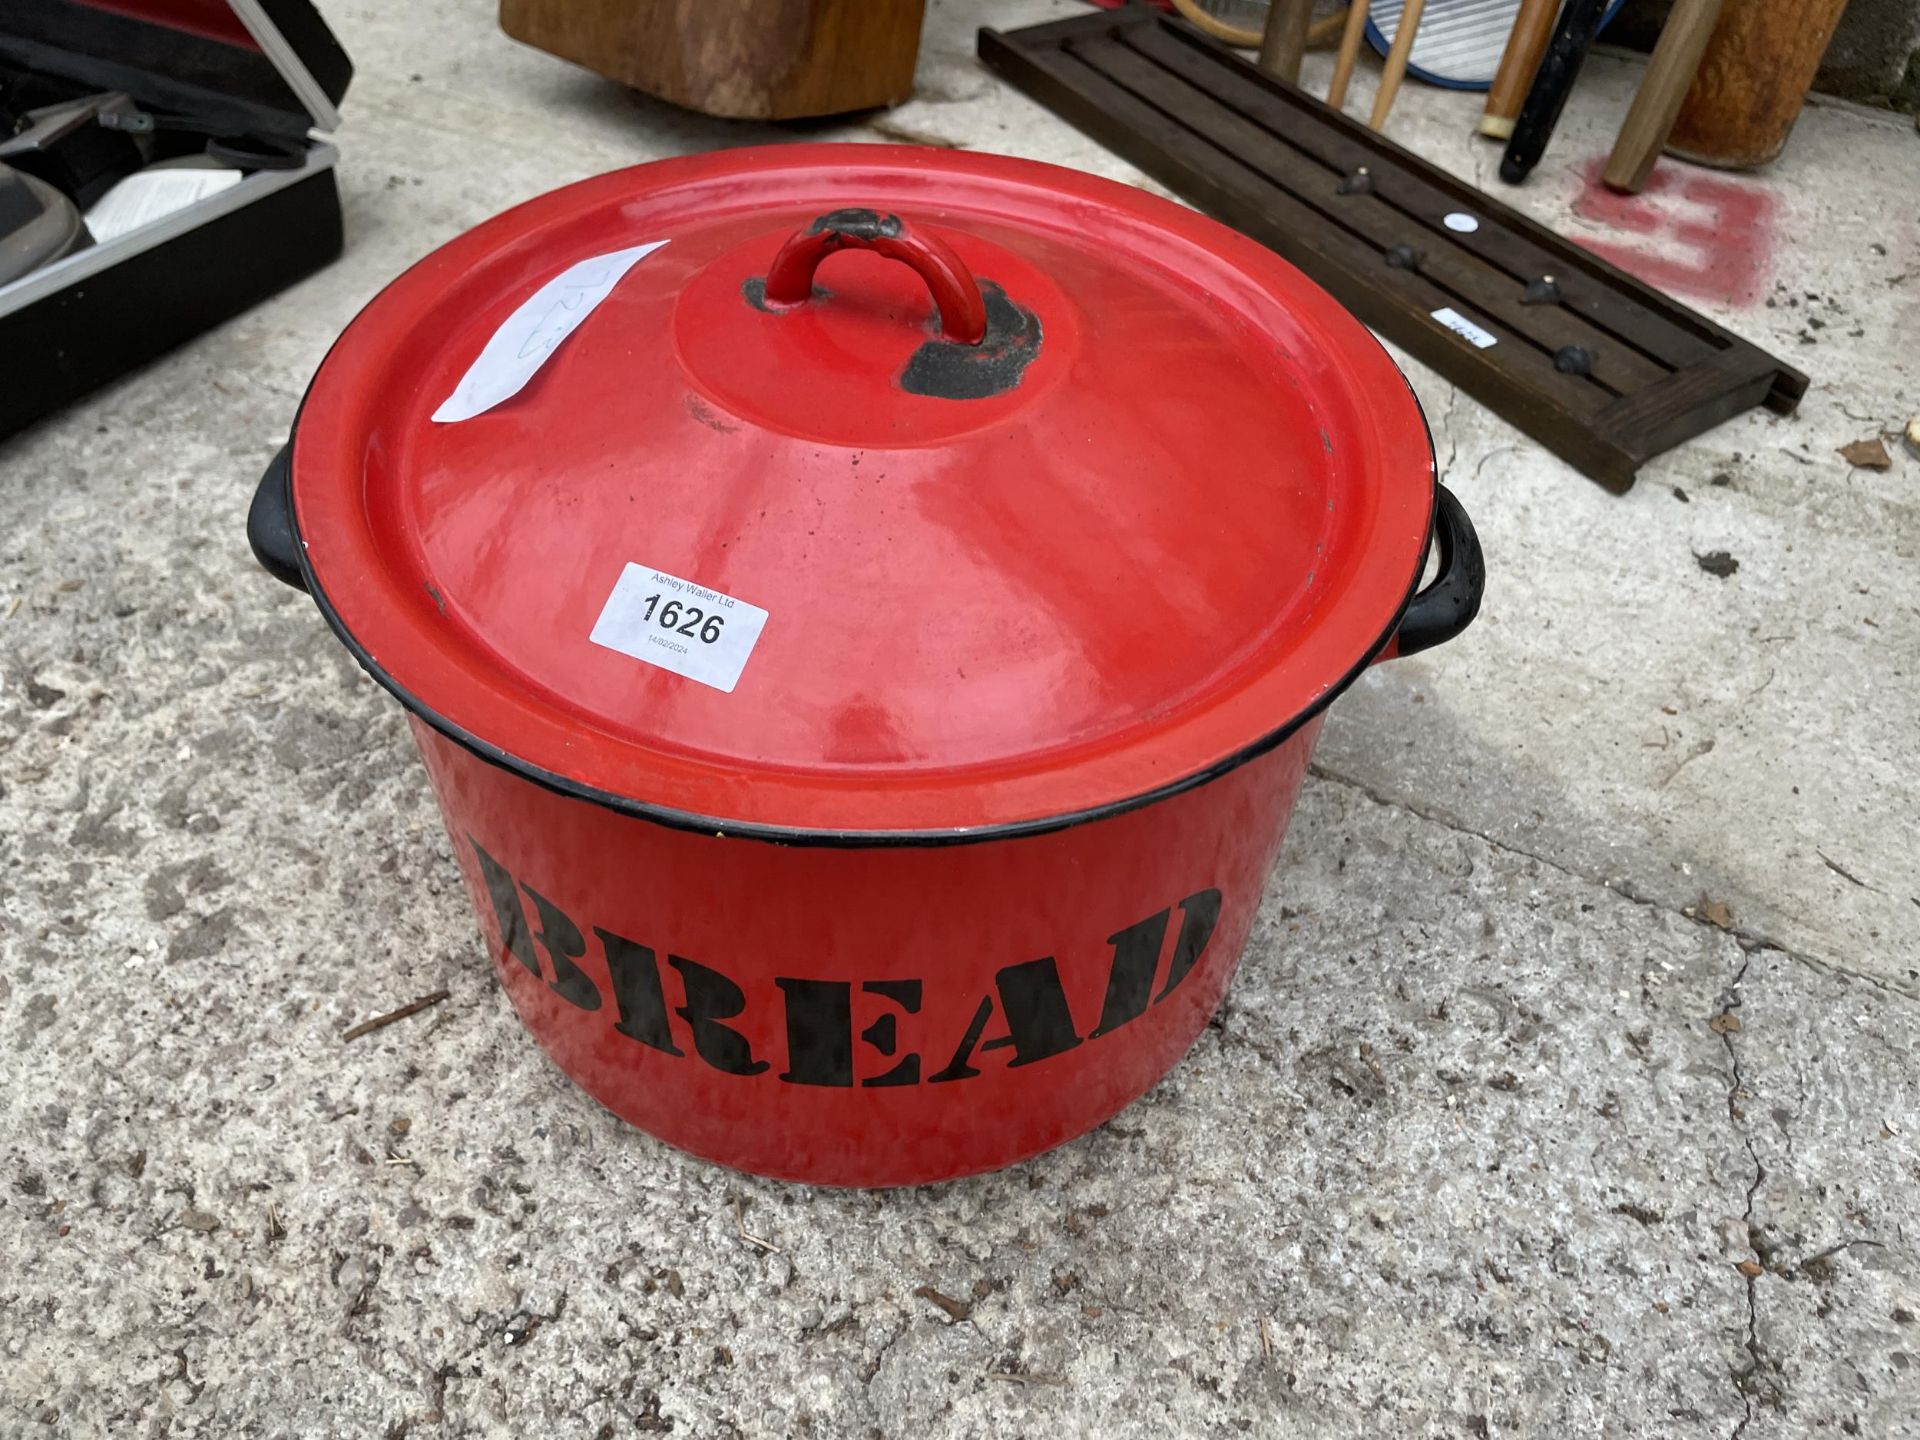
[248,145,1482,1185]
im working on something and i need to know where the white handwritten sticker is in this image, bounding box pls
[431,241,669,422]
[1430,307,1497,349]
[589,563,769,693]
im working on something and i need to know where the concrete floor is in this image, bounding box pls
[3,1,1918,1435]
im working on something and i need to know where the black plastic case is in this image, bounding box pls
[0,0,351,435]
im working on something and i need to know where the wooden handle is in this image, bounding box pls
[1170,0,1352,51]
[1603,0,1723,192]
[1368,0,1427,129]
[1499,0,1609,182]
[1478,0,1557,140]
[1308,9,1351,49]
[1168,0,1263,48]
[1258,0,1317,83]
[1326,0,1373,110]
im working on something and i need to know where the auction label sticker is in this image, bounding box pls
[590,563,769,693]
[1430,307,1497,349]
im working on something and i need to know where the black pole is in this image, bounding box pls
[1500,0,1610,184]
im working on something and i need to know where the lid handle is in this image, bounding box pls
[760,210,988,346]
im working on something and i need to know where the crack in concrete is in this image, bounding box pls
[1719,950,1753,1128]
[1719,950,1771,1440]
[1304,764,1916,1003]
[1439,384,1463,481]
[1731,1136,1766,1440]
[1307,752,1907,1436]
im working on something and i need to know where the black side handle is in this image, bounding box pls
[248,443,307,591]
[1394,484,1485,657]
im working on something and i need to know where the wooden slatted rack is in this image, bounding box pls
[979,8,1806,491]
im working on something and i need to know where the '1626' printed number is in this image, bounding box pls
[639,594,725,644]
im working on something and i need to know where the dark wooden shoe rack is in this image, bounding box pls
[979,8,1806,492]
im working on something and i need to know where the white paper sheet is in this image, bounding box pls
[85,167,243,244]
[431,241,669,423]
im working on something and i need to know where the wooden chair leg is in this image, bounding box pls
[1603,0,1724,192]
[1257,0,1317,83]
[1368,0,1427,130]
[1326,0,1373,110]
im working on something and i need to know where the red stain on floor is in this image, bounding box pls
[1570,157,1776,307]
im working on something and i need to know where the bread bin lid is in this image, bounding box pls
[285,145,1435,840]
